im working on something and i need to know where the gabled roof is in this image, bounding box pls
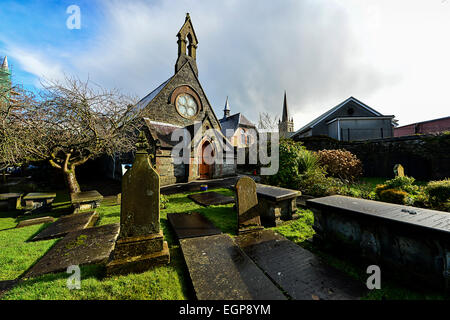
[136,77,172,111]
[293,96,384,136]
[134,60,222,129]
[220,113,256,135]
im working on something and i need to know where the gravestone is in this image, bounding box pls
[167,212,222,239]
[16,216,54,228]
[394,164,405,177]
[70,190,103,213]
[25,223,120,278]
[106,132,170,276]
[235,177,263,235]
[188,191,234,206]
[31,210,98,241]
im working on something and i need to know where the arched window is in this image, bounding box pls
[240,128,246,145]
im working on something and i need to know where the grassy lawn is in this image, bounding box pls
[1,185,448,300]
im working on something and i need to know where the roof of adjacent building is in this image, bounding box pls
[395,116,450,129]
[293,96,385,136]
[220,113,256,135]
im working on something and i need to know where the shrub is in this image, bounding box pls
[375,176,419,197]
[379,189,408,205]
[297,167,342,197]
[425,179,450,205]
[264,139,319,190]
[316,149,363,182]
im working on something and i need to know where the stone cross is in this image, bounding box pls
[235,176,263,234]
[119,131,160,238]
[394,164,405,177]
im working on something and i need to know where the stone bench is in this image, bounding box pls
[254,184,301,227]
[0,193,22,211]
[307,195,450,291]
[22,192,56,211]
[70,190,103,212]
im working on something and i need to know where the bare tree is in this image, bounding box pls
[257,112,279,131]
[2,76,144,193]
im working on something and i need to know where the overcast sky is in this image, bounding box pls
[1,0,449,129]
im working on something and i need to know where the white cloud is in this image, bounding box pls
[3,0,450,128]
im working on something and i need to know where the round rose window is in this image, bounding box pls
[176,93,198,118]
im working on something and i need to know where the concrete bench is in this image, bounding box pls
[254,184,301,227]
[307,195,450,291]
[0,193,22,211]
[70,190,103,212]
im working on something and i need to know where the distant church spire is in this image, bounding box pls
[175,13,199,76]
[278,91,294,138]
[223,96,230,118]
[282,90,289,122]
[1,56,8,71]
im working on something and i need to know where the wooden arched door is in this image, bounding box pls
[199,141,213,180]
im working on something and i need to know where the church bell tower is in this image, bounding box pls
[278,91,294,138]
[175,13,199,77]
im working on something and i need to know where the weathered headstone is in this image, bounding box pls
[394,164,405,177]
[106,132,170,276]
[235,177,263,235]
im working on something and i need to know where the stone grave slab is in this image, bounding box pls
[188,191,234,206]
[180,233,286,300]
[0,193,22,210]
[16,216,55,228]
[167,212,222,239]
[70,190,103,212]
[235,229,366,300]
[31,211,98,241]
[22,192,56,210]
[24,223,119,278]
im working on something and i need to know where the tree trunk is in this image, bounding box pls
[64,167,81,194]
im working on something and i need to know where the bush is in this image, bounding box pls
[379,189,408,205]
[425,179,450,205]
[316,149,363,182]
[375,176,419,197]
[297,167,342,197]
[264,139,319,190]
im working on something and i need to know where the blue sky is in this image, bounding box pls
[1,0,450,128]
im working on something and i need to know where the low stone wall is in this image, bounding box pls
[295,134,450,180]
[307,195,450,291]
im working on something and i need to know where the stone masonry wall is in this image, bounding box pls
[295,134,450,180]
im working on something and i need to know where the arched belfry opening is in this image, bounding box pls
[175,13,199,76]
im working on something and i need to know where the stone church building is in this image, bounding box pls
[124,14,236,186]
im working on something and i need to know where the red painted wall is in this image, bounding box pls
[394,117,450,137]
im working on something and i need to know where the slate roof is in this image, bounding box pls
[220,113,256,136]
[143,118,183,148]
[136,77,172,111]
[293,96,384,136]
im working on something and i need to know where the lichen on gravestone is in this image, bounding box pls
[119,131,161,238]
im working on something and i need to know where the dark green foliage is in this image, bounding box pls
[264,139,340,197]
[425,179,450,205]
[379,188,408,205]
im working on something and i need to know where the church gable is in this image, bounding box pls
[141,61,221,130]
